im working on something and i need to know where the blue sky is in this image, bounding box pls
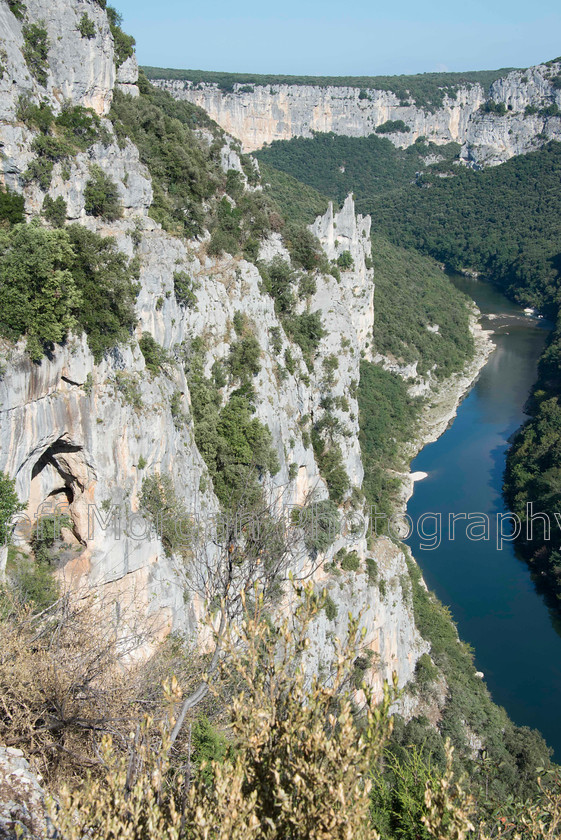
[113,0,561,76]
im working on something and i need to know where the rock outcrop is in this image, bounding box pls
[0,747,51,839]
[153,62,561,165]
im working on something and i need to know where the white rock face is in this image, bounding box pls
[0,745,52,839]
[0,0,115,118]
[117,54,140,97]
[154,61,561,165]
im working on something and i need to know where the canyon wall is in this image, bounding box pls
[153,62,561,165]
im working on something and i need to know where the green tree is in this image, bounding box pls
[66,224,138,362]
[78,13,96,39]
[0,187,25,226]
[0,221,81,360]
[42,195,67,228]
[0,471,25,546]
[106,6,136,67]
[22,22,49,86]
[84,165,122,220]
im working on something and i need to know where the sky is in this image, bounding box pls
[113,0,561,77]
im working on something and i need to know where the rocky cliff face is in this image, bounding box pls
[0,747,52,839]
[0,0,432,698]
[154,62,561,165]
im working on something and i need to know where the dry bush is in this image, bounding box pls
[52,583,397,840]
[0,588,186,787]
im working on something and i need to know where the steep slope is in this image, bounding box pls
[149,60,561,165]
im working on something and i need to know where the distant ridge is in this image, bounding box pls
[142,66,516,111]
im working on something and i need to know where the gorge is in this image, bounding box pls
[1,0,561,834]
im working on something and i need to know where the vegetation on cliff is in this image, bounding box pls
[0,220,138,361]
[110,77,223,236]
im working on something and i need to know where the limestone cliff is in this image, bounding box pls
[153,62,561,165]
[0,0,429,699]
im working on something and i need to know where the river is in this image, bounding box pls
[406,275,561,760]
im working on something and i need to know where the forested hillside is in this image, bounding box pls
[259,130,561,610]
[257,133,461,207]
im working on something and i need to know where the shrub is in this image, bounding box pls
[288,463,299,481]
[6,0,26,20]
[284,223,325,271]
[366,557,378,584]
[284,347,296,375]
[269,326,282,354]
[212,394,279,507]
[191,715,228,785]
[0,472,25,546]
[228,333,261,382]
[32,132,72,162]
[540,102,561,117]
[0,222,138,361]
[78,12,96,39]
[211,360,227,389]
[22,23,49,86]
[140,472,192,558]
[295,498,340,554]
[225,168,244,201]
[337,548,360,572]
[480,100,507,115]
[0,187,24,226]
[17,97,54,133]
[375,119,411,134]
[139,333,167,374]
[0,221,81,360]
[22,157,54,191]
[298,272,316,298]
[283,311,325,369]
[232,310,245,336]
[170,390,187,428]
[65,224,139,361]
[311,431,350,504]
[42,194,67,227]
[173,270,198,308]
[7,554,59,611]
[106,6,135,67]
[337,250,354,269]
[186,339,279,509]
[52,587,397,840]
[208,227,237,256]
[67,223,139,361]
[109,85,221,238]
[84,165,122,220]
[55,104,109,150]
[260,256,296,315]
[324,593,338,620]
[209,197,242,256]
[113,371,142,408]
